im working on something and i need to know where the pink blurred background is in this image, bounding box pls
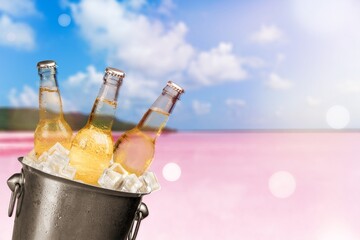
[2,131,360,239]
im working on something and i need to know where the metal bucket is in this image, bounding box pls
[7,157,149,240]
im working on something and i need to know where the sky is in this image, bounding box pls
[1,0,360,130]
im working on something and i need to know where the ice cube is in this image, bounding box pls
[49,150,70,163]
[98,168,125,190]
[23,156,41,169]
[48,150,69,165]
[27,149,36,160]
[41,161,56,175]
[137,178,151,193]
[22,152,37,165]
[37,154,67,176]
[22,157,31,166]
[138,172,161,193]
[48,142,70,156]
[59,165,76,180]
[38,151,50,162]
[47,156,67,173]
[109,163,128,175]
[121,174,143,193]
[23,150,42,169]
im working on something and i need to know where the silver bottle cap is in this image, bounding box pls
[105,67,125,78]
[167,81,184,93]
[37,60,57,69]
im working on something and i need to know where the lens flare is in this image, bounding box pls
[326,105,350,129]
[58,14,71,27]
[162,162,181,182]
[268,171,296,198]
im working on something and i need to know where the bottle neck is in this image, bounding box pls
[88,74,122,131]
[38,68,64,120]
[137,87,181,140]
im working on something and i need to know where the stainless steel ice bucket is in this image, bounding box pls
[7,157,149,240]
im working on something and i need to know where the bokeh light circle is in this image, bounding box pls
[326,105,350,129]
[58,14,71,27]
[268,171,296,198]
[162,162,181,182]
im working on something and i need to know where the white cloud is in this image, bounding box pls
[65,65,159,100]
[157,0,176,15]
[8,85,37,108]
[192,100,211,115]
[226,98,246,117]
[188,42,247,85]
[70,0,194,78]
[69,0,249,88]
[225,98,246,107]
[63,65,160,114]
[8,85,78,112]
[251,24,284,44]
[121,71,159,100]
[65,65,103,92]
[64,65,112,111]
[0,15,35,50]
[63,65,107,111]
[275,53,286,68]
[266,73,292,90]
[242,56,265,69]
[61,98,78,112]
[0,0,39,17]
[337,80,360,93]
[306,96,322,106]
[126,0,147,10]
[273,53,286,71]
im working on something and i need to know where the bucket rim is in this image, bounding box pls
[18,157,149,198]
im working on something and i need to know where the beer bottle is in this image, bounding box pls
[69,67,125,185]
[34,60,73,157]
[113,81,184,176]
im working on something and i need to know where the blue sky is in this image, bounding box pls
[1,0,360,130]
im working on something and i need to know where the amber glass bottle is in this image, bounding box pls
[69,67,125,185]
[34,60,73,157]
[113,81,184,176]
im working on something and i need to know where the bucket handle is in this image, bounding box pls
[128,202,149,240]
[7,171,24,217]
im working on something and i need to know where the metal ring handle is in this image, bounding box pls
[127,202,149,240]
[8,184,21,217]
[7,172,24,217]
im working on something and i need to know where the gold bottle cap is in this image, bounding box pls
[37,60,57,69]
[167,81,185,93]
[105,67,126,78]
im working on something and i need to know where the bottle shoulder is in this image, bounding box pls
[74,124,113,143]
[35,118,73,132]
[115,128,154,144]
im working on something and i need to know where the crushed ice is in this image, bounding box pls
[22,142,161,194]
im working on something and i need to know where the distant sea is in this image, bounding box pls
[1,131,360,239]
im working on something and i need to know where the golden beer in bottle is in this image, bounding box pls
[34,60,73,157]
[69,67,125,185]
[113,81,184,176]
